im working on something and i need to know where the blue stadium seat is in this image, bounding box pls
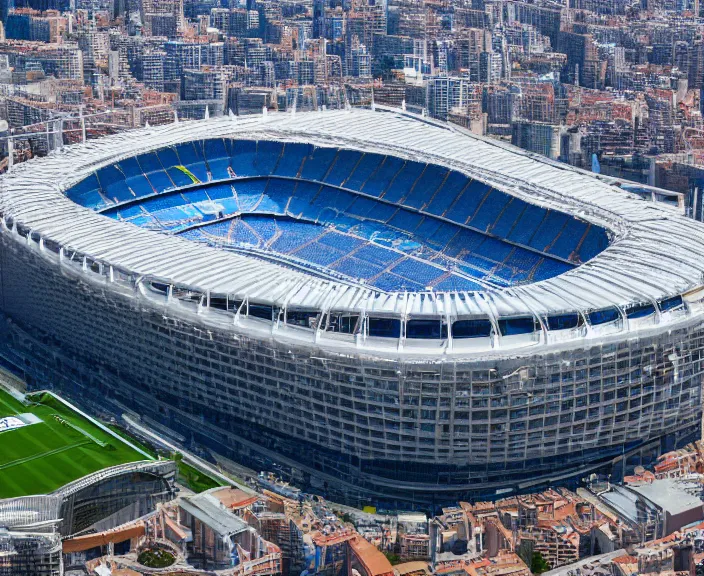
[65,173,105,209]
[391,259,444,286]
[311,189,356,217]
[577,226,609,261]
[434,276,483,292]
[426,222,458,251]
[491,266,515,283]
[145,170,175,193]
[273,143,311,177]
[444,229,485,259]
[425,172,470,217]
[229,219,261,245]
[353,244,402,267]
[105,180,135,203]
[262,179,296,213]
[413,217,442,242]
[460,254,496,274]
[503,248,542,272]
[175,142,209,183]
[351,221,399,244]
[256,192,287,214]
[344,153,384,192]
[360,156,404,197]
[318,232,365,252]
[270,221,323,253]
[288,182,323,220]
[204,138,229,159]
[75,189,111,210]
[96,164,125,190]
[135,152,163,174]
[331,256,383,280]
[204,139,231,180]
[373,272,422,292]
[528,211,569,252]
[230,140,258,176]
[117,157,143,179]
[300,147,338,181]
[198,220,231,239]
[477,236,513,263]
[509,269,531,284]
[490,199,525,237]
[388,209,423,234]
[207,158,231,180]
[245,216,278,242]
[234,180,267,212]
[444,184,486,225]
[113,204,143,220]
[216,197,240,215]
[177,229,205,242]
[468,190,511,232]
[141,193,188,213]
[549,220,588,260]
[382,161,425,204]
[292,242,346,267]
[175,141,201,166]
[532,258,573,281]
[156,147,180,170]
[507,205,547,245]
[207,184,236,199]
[254,141,284,175]
[324,150,362,187]
[346,196,379,219]
[166,167,195,188]
[151,206,193,224]
[125,174,154,199]
[182,189,211,203]
[128,214,160,228]
[402,165,448,210]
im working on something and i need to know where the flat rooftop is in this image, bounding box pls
[0,387,149,499]
[629,478,704,517]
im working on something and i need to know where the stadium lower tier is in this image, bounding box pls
[1,227,701,509]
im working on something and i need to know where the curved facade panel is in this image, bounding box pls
[1,108,703,507]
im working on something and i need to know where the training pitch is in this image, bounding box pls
[0,388,149,498]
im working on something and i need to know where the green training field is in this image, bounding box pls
[0,389,149,499]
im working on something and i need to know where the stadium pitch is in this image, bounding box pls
[0,389,148,498]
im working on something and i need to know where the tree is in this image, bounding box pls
[530,551,551,575]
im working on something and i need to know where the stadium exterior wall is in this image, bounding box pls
[0,220,701,509]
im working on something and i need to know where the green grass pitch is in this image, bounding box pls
[0,389,149,499]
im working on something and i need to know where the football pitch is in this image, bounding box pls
[0,388,149,499]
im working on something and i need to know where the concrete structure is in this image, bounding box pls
[1,108,704,507]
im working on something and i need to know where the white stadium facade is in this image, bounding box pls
[1,107,703,508]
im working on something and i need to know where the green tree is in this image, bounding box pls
[530,552,550,575]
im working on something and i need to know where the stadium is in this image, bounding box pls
[0,380,176,575]
[1,107,703,508]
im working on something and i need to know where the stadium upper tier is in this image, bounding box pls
[2,108,703,354]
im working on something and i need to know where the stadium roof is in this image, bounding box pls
[2,107,704,345]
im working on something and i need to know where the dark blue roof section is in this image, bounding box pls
[63,138,612,292]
